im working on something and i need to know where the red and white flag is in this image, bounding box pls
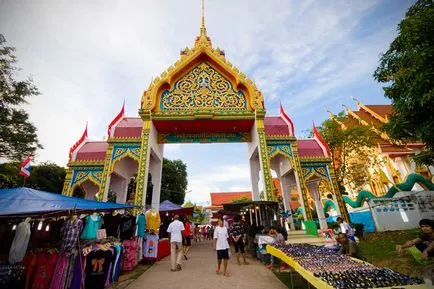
[19,156,31,178]
[69,124,88,161]
[107,102,125,137]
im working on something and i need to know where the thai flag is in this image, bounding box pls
[19,156,31,178]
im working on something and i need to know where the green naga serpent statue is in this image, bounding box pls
[322,173,434,213]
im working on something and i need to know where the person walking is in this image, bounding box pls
[230,215,249,266]
[213,218,230,277]
[167,215,185,272]
[183,217,192,260]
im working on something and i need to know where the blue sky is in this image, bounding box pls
[0,0,414,205]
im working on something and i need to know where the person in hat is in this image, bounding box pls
[167,214,185,271]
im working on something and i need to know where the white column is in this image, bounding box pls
[102,174,112,202]
[307,181,327,230]
[293,170,308,220]
[149,153,163,210]
[281,174,295,230]
[249,154,260,201]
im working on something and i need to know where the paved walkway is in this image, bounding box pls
[126,240,288,289]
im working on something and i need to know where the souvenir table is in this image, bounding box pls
[266,244,427,289]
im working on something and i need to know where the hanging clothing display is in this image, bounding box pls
[137,236,143,262]
[111,244,123,282]
[143,233,159,259]
[69,254,85,289]
[0,263,25,289]
[60,218,83,252]
[63,250,78,289]
[122,238,138,271]
[135,213,146,237]
[81,215,102,240]
[145,210,161,232]
[31,250,59,289]
[84,249,113,289]
[9,220,31,264]
[48,252,69,289]
[102,214,121,238]
[119,214,135,240]
[23,252,37,289]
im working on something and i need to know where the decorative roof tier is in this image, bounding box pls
[264,116,290,137]
[335,101,424,157]
[296,139,327,158]
[140,4,264,117]
[112,117,142,138]
[75,141,108,161]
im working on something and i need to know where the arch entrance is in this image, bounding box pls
[63,14,349,223]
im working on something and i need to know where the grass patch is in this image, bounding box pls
[358,229,425,277]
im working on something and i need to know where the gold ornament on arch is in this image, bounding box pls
[159,62,247,111]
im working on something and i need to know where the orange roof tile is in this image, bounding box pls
[210,192,252,206]
[365,105,392,118]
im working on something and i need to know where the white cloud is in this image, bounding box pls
[185,164,251,205]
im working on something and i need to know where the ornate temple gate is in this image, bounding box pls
[62,13,349,224]
[130,25,275,210]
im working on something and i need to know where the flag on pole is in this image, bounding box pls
[69,123,88,161]
[107,102,125,137]
[19,156,31,178]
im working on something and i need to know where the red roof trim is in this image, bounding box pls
[280,104,295,136]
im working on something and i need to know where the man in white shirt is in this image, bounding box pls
[167,214,185,271]
[213,217,230,277]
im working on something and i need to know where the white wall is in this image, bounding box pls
[368,192,433,232]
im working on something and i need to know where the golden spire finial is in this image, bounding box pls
[200,0,207,37]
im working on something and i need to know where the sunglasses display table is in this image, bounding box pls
[266,244,427,289]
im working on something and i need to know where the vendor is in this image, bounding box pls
[396,218,434,260]
[336,233,361,259]
[336,217,355,241]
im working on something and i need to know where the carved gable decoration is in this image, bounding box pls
[159,62,247,111]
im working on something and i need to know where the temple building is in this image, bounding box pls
[329,100,433,198]
[61,6,348,229]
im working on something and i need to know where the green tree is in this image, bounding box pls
[231,196,250,204]
[183,200,195,207]
[0,161,65,193]
[0,35,42,161]
[182,201,207,224]
[318,113,379,194]
[373,0,434,165]
[160,158,188,205]
[0,162,21,187]
[27,162,66,193]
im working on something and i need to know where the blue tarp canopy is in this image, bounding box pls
[159,200,182,211]
[159,200,194,216]
[0,187,136,217]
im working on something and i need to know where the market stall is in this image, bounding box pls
[152,200,194,260]
[222,201,279,228]
[266,244,426,289]
[0,187,142,289]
